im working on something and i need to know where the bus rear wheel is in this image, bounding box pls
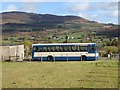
[47,55,53,61]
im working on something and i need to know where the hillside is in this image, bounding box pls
[1,11,102,31]
[1,11,118,38]
[1,11,91,24]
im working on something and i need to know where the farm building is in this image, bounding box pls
[0,45,24,61]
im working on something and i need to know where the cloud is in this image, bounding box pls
[95,2,118,18]
[18,3,40,13]
[69,2,89,12]
[68,2,118,13]
[75,3,89,11]
[20,0,42,2]
[20,3,38,13]
[91,14,98,18]
[1,0,41,2]
[1,2,39,13]
[78,13,99,21]
[111,10,120,18]
[1,0,120,2]
[78,13,89,19]
[93,2,118,11]
[112,10,118,17]
[5,4,17,12]
[67,2,118,24]
[65,0,89,2]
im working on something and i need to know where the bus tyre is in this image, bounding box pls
[47,55,53,62]
[82,55,87,61]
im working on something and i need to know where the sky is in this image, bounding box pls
[0,0,119,24]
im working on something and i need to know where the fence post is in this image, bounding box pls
[29,56,31,62]
[16,54,17,62]
[53,54,55,62]
[67,54,68,62]
[41,54,42,63]
[81,54,82,61]
[9,55,11,62]
[2,55,3,62]
[95,53,96,60]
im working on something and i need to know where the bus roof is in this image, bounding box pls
[32,43,96,46]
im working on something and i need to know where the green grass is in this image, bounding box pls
[2,60,119,88]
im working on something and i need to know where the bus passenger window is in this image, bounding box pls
[55,46,59,52]
[43,47,47,52]
[33,46,38,52]
[79,46,82,51]
[63,46,68,52]
[51,46,55,52]
[80,46,88,52]
[59,46,63,52]
[47,47,51,52]
[76,46,79,52]
[38,47,42,52]
[69,46,72,52]
[72,46,77,52]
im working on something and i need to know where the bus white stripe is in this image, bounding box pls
[34,52,97,57]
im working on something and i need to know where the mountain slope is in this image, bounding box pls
[1,11,102,32]
[1,11,91,24]
[1,11,118,38]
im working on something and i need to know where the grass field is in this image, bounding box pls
[2,60,119,88]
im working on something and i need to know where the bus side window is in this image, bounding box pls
[55,46,59,52]
[79,46,87,52]
[84,46,88,51]
[59,46,63,52]
[76,46,79,52]
[51,46,55,52]
[62,46,65,52]
[38,47,42,52]
[33,46,38,52]
[47,47,51,52]
[63,46,68,52]
[79,46,82,51]
[69,46,72,52]
[43,47,47,52]
[72,46,76,52]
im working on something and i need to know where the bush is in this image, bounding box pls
[104,46,118,54]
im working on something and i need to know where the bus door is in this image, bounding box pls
[88,44,96,53]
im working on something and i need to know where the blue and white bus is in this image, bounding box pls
[32,43,99,61]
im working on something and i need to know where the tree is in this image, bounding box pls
[104,46,118,59]
[23,41,32,59]
[111,38,119,46]
[98,36,104,42]
[104,46,118,54]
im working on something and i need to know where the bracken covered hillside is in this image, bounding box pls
[1,11,118,38]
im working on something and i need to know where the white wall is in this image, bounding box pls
[0,45,24,61]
